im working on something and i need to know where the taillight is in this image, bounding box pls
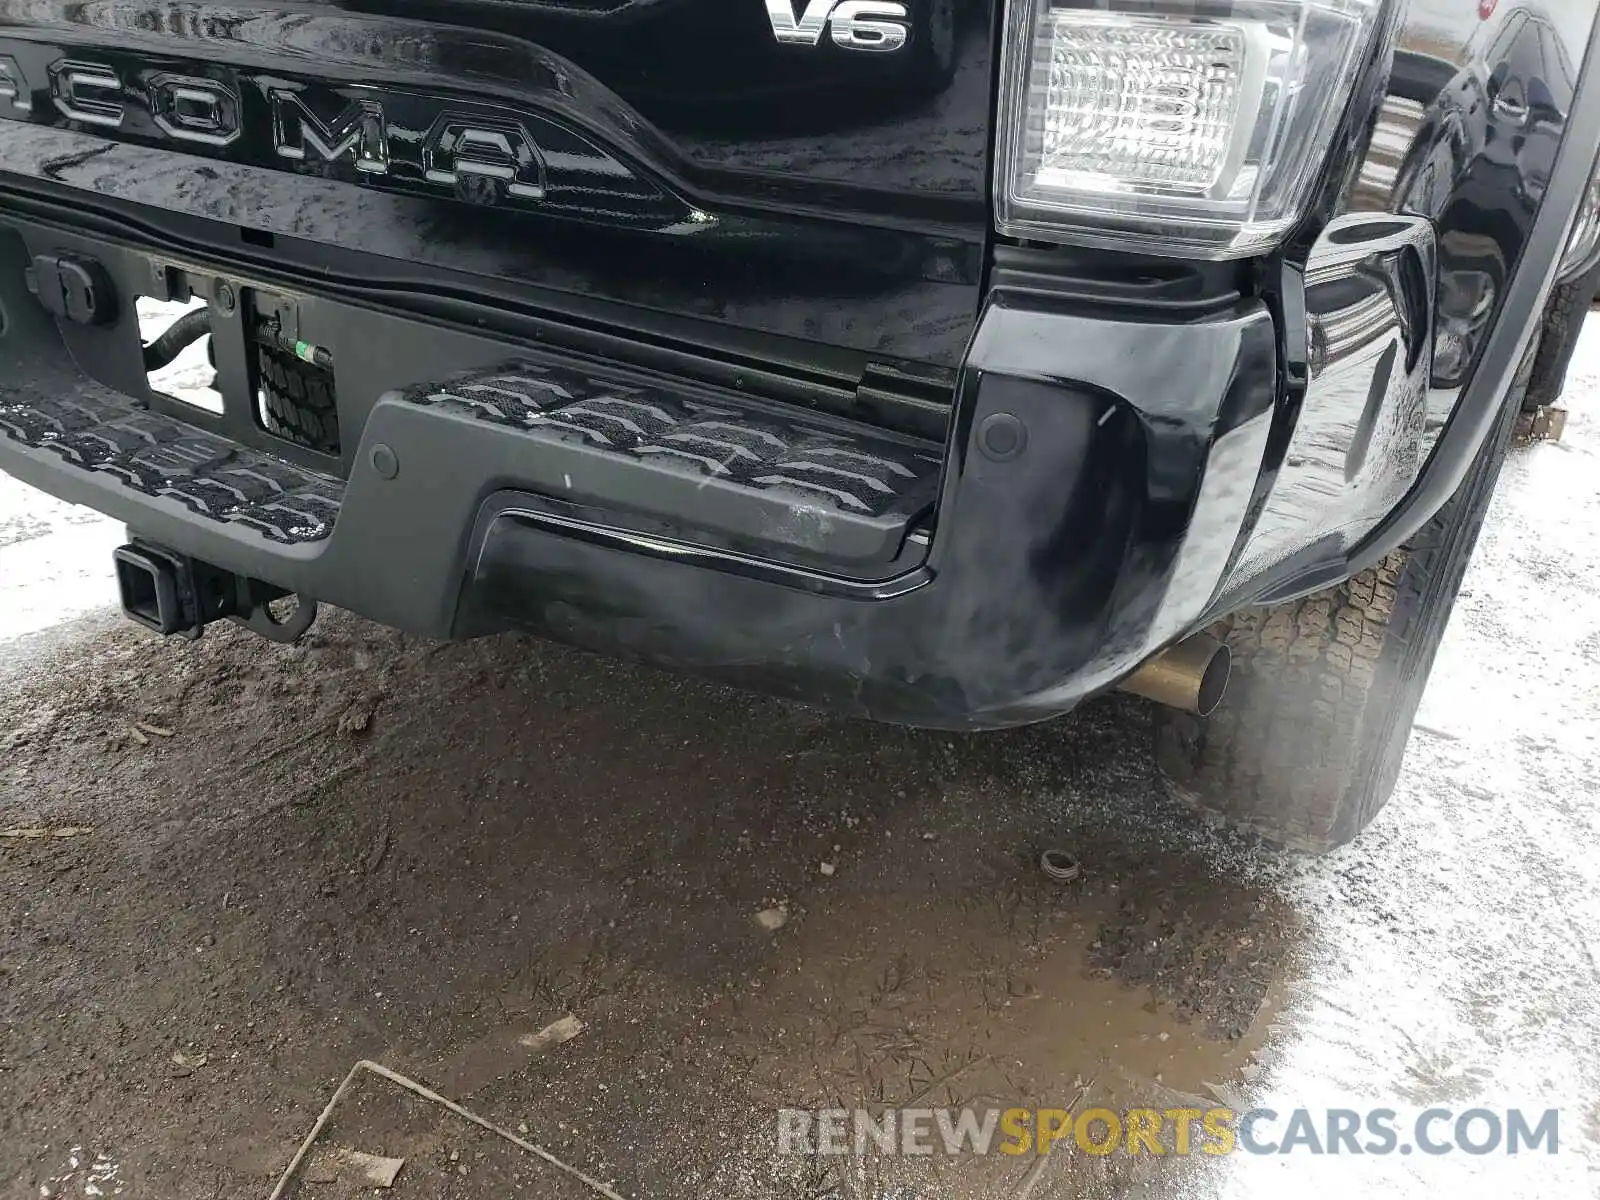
[994,0,1383,258]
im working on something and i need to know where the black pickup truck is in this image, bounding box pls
[1,0,1596,850]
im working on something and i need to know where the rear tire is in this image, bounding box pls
[1523,258,1600,412]
[1153,348,1532,853]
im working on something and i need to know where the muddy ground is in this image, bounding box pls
[3,332,1600,1199]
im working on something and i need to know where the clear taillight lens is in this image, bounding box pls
[996,0,1382,258]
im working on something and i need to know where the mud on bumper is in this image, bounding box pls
[0,218,1279,728]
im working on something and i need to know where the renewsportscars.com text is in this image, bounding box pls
[776,1106,1560,1158]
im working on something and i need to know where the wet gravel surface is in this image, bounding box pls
[2,332,1599,1199]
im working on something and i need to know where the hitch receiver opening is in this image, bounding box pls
[114,544,187,635]
[112,541,318,643]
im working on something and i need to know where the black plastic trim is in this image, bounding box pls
[465,496,934,605]
[987,245,1248,313]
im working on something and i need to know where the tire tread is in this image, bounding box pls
[258,346,339,455]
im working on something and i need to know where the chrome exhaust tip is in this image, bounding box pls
[1118,635,1231,716]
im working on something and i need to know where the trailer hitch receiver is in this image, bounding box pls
[113,541,317,642]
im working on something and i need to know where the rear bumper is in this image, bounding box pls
[457,296,1277,725]
[0,216,1278,728]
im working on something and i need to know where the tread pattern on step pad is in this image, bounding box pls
[0,388,343,544]
[407,361,941,518]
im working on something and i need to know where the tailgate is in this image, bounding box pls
[0,0,992,372]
